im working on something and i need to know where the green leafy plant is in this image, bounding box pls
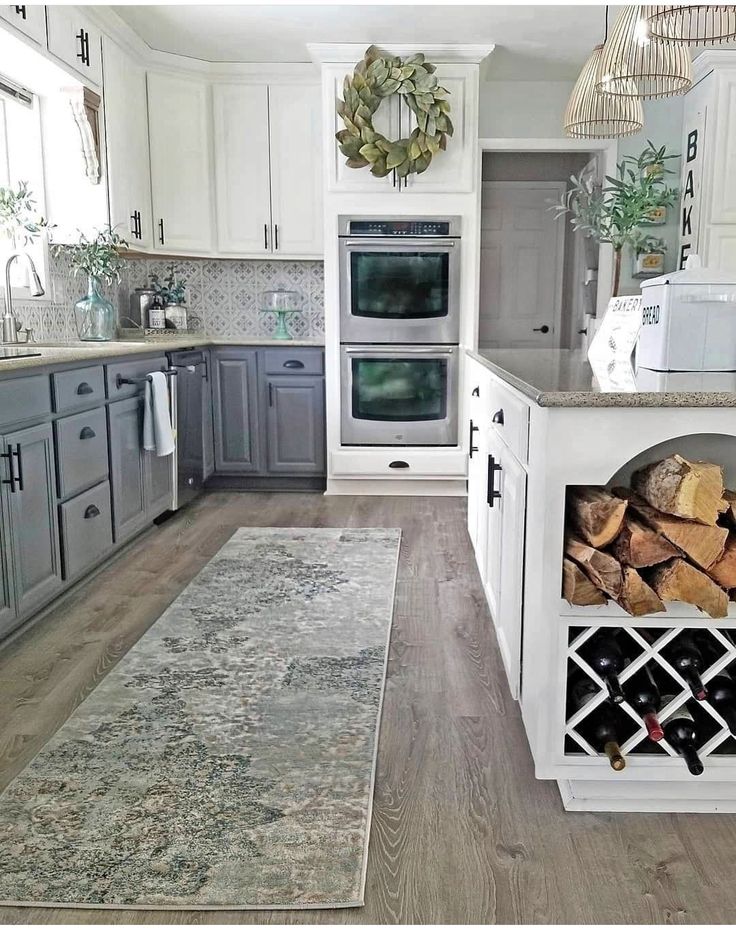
[149,263,187,304]
[554,141,679,296]
[55,226,128,285]
[0,180,48,246]
[336,45,452,179]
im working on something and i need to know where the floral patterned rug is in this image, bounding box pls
[0,528,400,909]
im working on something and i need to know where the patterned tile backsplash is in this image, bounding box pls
[12,251,325,342]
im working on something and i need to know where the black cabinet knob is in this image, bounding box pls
[492,409,504,425]
[76,382,94,395]
[283,360,305,369]
[471,386,480,397]
[84,504,101,519]
[388,460,409,469]
[79,426,96,440]
[533,324,550,333]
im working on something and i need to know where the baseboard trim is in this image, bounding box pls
[325,478,467,496]
[205,475,327,493]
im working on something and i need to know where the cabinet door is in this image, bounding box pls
[46,6,102,85]
[147,72,214,253]
[103,38,153,250]
[213,84,271,255]
[0,4,47,45]
[495,450,527,700]
[483,432,504,624]
[2,423,62,619]
[0,512,15,636]
[265,376,325,474]
[202,354,215,480]
[466,414,486,555]
[212,350,261,473]
[402,66,476,193]
[269,84,323,256]
[108,397,147,542]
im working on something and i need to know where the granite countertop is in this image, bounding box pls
[0,337,324,374]
[469,348,736,408]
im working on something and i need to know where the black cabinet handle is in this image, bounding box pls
[79,426,96,440]
[14,6,27,18]
[469,419,479,458]
[158,218,165,245]
[389,460,409,469]
[487,454,502,507]
[84,504,101,519]
[492,409,504,426]
[533,325,550,333]
[130,211,142,240]
[283,359,304,369]
[274,224,279,250]
[15,443,23,492]
[268,382,274,406]
[264,224,269,249]
[1,444,18,493]
[76,29,90,66]
[471,386,480,397]
[76,381,94,395]
[578,327,588,335]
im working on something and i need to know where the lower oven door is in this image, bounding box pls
[341,345,458,446]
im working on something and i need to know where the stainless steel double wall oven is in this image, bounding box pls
[339,216,461,447]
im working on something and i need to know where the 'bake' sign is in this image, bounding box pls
[679,109,705,268]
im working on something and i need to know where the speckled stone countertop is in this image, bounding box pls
[469,348,736,408]
[0,337,324,375]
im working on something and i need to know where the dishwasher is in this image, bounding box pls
[167,349,207,510]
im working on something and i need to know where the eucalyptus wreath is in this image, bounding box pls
[335,45,453,179]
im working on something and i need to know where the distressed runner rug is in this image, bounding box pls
[0,527,400,909]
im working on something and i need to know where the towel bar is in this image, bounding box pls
[115,369,177,389]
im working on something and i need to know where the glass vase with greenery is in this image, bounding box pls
[554,142,679,297]
[53,226,128,341]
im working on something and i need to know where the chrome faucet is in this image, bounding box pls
[3,252,45,344]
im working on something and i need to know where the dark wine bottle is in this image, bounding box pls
[571,676,626,771]
[624,665,664,742]
[662,699,704,776]
[582,633,625,703]
[691,633,736,733]
[665,633,707,700]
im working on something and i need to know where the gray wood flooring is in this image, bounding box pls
[0,493,735,924]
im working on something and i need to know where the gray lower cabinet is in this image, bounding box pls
[59,481,114,580]
[0,517,15,634]
[265,376,326,474]
[212,349,260,472]
[0,422,63,624]
[108,396,173,543]
[202,353,215,480]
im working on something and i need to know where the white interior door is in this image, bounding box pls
[479,181,566,348]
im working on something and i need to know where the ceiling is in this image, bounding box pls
[112,4,613,81]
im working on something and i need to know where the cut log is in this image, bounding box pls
[567,486,628,548]
[648,558,729,619]
[721,489,736,526]
[609,513,680,568]
[562,558,607,606]
[707,534,736,589]
[613,488,728,570]
[565,536,623,598]
[618,567,666,617]
[631,454,724,526]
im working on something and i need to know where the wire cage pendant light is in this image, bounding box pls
[596,4,693,99]
[647,5,736,45]
[564,44,644,138]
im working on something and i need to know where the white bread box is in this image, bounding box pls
[637,256,736,372]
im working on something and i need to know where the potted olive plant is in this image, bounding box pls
[54,226,128,341]
[554,142,679,297]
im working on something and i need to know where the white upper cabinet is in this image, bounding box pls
[213,81,322,258]
[268,84,323,256]
[213,84,271,255]
[103,38,152,250]
[147,72,214,254]
[46,6,102,86]
[0,4,47,46]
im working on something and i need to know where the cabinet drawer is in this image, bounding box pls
[59,481,113,580]
[0,374,51,428]
[488,381,530,465]
[331,448,467,478]
[262,348,324,375]
[55,407,109,499]
[106,356,167,400]
[52,365,105,413]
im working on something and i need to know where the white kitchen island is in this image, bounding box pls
[465,347,736,812]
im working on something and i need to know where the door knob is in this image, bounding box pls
[533,325,550,333]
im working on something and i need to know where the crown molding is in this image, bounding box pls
[692,49,736,84]
[307,43,495,66]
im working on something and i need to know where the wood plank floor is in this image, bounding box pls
[1,492,735,924]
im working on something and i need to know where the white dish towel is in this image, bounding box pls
[143,371,175,457]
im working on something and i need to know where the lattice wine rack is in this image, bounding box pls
[565,625,736,762]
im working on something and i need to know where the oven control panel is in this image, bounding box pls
[346,219,453,237]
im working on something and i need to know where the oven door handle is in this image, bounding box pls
[342,239,456,248]
[344,347,454,355]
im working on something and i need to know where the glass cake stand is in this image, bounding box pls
[260,289,302,340]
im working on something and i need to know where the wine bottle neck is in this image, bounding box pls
[642,712,664,742]
[605,674,625,704]
[681,745,704,776]
[604,741,626,771]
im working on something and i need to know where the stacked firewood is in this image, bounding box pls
[563,455,736,618]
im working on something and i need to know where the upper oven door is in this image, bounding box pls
[339,238,461,344]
